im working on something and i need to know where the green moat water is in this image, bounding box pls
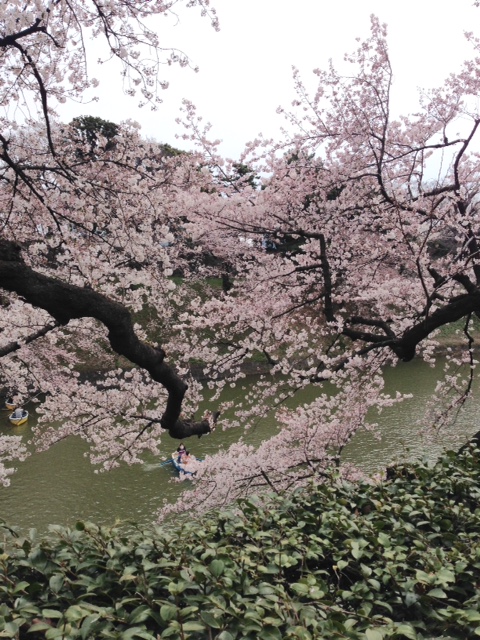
[0,358,478,533]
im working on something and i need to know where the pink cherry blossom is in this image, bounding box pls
[0,5,478,522]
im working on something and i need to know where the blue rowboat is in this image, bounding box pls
[171,453,203,478]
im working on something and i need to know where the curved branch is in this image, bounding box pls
[0,239,217,439]
[339,293,480,362]
[12,41,56,158]
[0,19,45,48]
[0,320,60,358]
[390,292,480,361]
[319,232,334,322]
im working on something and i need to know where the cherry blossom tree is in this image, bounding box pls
[0,0,220,485]
[159,16,480,516]
[1,0,480,522]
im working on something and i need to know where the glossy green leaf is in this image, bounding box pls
[120,627,156,640]
[28,621,54,633]
[129,605,152,624]
[160,604,177,622]
[394,624,417,639]
[41,609,63,619]
[209,560,225,578]
[200,611,223,628]
[48,574,64,593]
[0,622,19,637]
[466,610,480,622]
[182,621,206,631]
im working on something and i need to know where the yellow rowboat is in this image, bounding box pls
[5,401,16,411]
[9,409,28,426]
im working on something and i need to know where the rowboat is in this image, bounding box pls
[9,409,28,426]
[5,401,16,411]
[171,452,203,478]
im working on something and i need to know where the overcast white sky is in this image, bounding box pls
[59,0,479,159]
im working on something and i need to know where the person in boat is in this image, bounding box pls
[182,450,196,467]
[12,407,24,419]
[176,443,186,462]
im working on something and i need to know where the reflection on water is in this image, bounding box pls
[0,358,477,533]
[342,359,479,470]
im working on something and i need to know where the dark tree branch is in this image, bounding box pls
[0,134,64,232]
[335,290,480,363]
[12,41,56,158]
[390,292,480,361]
[0,239,218,439]
[0,19,46,48]
[347,316,396,338]
[319,232,334,322]
[0,321,60,358]
[342,326,390,344]
[428,266,448,290]
[452,272,477,294]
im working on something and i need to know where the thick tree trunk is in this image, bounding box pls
[0,239,218,439]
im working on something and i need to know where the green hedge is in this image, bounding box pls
[2,444,480,639]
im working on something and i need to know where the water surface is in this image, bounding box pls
[0,358,477,533]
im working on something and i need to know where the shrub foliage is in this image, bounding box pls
[1,444,480,639]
